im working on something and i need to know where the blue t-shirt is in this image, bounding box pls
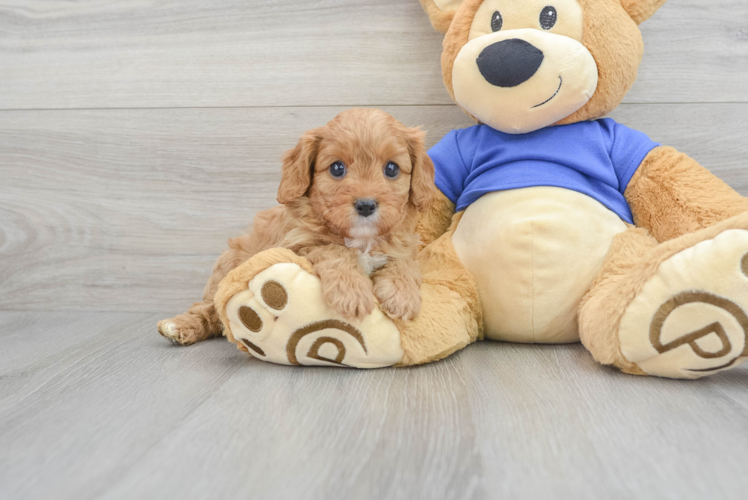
[428,119,659,223]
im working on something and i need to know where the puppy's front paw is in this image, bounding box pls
[321,274,376,321]
[374,276,421,321]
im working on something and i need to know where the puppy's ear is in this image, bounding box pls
[419,0,465,34]
[620,0,667,24]
[277,129,321,205]
[404,126,437,212]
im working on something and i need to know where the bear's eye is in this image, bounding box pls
[491,11,503,32]
[329,161,347,179]
[539,6,557,30]
[384,161,400,179]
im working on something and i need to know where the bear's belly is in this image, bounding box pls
[452,187,628,343]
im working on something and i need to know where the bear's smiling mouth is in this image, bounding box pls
[531,76,563,109]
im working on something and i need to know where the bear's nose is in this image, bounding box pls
[476,39,544,88]
[354,198,378,217]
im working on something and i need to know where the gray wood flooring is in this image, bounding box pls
[1,1,747,499]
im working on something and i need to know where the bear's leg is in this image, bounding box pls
[214,219,481,368]
[395,219,483,366]
[580,213,748,379]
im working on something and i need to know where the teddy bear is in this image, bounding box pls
[213,0,748,379]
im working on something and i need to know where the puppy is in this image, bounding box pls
[158,108,437,345]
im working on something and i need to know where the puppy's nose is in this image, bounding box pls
[477,39,544,88]
[354,199,378,218]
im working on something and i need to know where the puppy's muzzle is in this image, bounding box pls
[477,39,544,88]
[354,198,378,218]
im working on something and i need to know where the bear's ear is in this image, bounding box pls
[419,0,466,34]
[620,0,668,24]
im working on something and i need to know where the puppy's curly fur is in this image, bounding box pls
[158,108,436,345]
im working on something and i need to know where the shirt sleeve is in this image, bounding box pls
[428,129,471,205]
[601,119,660,193]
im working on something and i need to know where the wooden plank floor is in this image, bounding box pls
[2,312,748,499]
[1,1,747,499]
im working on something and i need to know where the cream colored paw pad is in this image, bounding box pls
[619,230,748,379]
[225,263,404,368]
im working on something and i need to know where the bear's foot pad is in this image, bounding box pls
[225,263,404,368]
[620,229,748,379]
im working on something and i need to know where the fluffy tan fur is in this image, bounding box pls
[620,0,668,25]
[414,190,456,250]
[578,226,658,375]
[625,146,748,242]
[159,108,436,344]
[440,0,485,108]
[418,0,458,34]
[557,0,644,126]
[580,212,748,374]
[397,211,484,366]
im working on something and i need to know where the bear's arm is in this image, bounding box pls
[625,146,748,242]
[415,189,456,250]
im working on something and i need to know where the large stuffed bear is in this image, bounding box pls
[213,0,748,379]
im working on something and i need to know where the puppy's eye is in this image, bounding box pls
[491,11,503,32]
[329,161,347,179]
[384,161,400,179]
[539,6,557,30]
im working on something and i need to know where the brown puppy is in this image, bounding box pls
[158,108,437,345]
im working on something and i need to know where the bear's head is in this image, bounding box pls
[420,0,667,134]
